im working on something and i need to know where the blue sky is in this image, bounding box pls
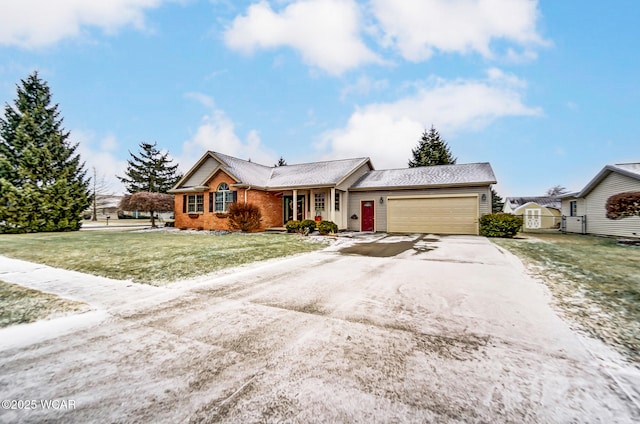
[1,0,638,197]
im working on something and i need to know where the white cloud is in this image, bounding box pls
[180,93,277,168]
[73,130,128,195]
[370,0,546,61]
[224,0,381,75]
[340,75,389,100]
[318,69,542,168]
[0,0,167,48]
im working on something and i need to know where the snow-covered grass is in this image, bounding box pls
[0,230,324,285]
[0,280,88,327]
[492,233,640,362]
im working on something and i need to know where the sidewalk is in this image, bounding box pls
[0,255,167,309]
[80,219,155,231]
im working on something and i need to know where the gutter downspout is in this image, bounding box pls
[244,186,251,204]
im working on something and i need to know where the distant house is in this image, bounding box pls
[84,195,122,219]
[502,196,561,230]
[169,151,497,234]
[560,163,640,238]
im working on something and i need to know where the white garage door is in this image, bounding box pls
[387,194,479,235]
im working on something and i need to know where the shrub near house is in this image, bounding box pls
[480,214,523,238]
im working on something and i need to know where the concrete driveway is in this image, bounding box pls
[1,234,638,423]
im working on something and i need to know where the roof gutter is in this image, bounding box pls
[348,181,497,191]
[167,186,209,194]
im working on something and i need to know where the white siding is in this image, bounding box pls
[585,172,640,238]
[336,163,371,191]
[561,198,587,234]
[181,157,221,187]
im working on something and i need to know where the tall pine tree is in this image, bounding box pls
[491,187,504,213]
[0,72,90,233]
[408,126,457,167]
[118,142,181,194]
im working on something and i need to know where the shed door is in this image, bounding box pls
[361,201,375,231]
[387,195,478,235]
[525,209,541,229]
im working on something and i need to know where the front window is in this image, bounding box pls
[187,194,204,213]
[215,183,235,212]
[314,193,325,211]
[569,200,577,217]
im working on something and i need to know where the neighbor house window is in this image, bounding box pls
[569,200,577,217]
[334,192,340,211]
[314,193,325,211]
[214,183,235,212]
[187,194,204,213]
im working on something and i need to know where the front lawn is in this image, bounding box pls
[0,230,324,285]
[0,280,89,328]
[492,233,640,361]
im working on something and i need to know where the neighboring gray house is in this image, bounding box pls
[561,163,640,238]
[170,151,497,235]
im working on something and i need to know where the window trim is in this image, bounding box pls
[187,194,204,213]
[569,200,577,217]
[314,193,325,211]
[214,183,235,213]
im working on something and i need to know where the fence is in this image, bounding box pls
[513,214,562,233]
[560,215,587,234]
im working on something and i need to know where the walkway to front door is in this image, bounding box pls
[361,200,375,231]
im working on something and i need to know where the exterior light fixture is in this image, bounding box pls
[481,194,487,201]
[379,196,384,204]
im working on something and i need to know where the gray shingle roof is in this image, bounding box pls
[612,163,640,177]
[174,152,371,190]
[174,152,496,192]
[267,157,369,188]
[350,163,496,189]
[505,196,561,210]
[213,152,273,186]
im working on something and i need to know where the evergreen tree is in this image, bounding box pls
[0,72,90,233]
[408,126,457,167]
[491,188,504,213]
[118,142,180,194]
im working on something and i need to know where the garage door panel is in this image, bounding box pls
[387,196,478,235]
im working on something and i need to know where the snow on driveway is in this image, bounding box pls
[0,235,638,423]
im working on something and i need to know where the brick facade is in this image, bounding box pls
[173,170,283,231]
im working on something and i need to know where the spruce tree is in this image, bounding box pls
[408,126,457,167]
[0,72,90,233]
[491,188,504,213]
[118,142,181,194]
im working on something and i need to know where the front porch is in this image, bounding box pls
[279,188,346,229]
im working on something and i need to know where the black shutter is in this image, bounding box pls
[182,195,187,213]
[232,191,238,203]
[209,192,214,213]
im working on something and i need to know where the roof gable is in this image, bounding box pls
[513,202,559,214]
[504,196,561,210]
[578,163,640,197]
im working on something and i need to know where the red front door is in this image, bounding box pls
[361,200,375,231]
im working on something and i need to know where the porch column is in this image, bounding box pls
[330,187,336,222]
[293,190,298,221]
